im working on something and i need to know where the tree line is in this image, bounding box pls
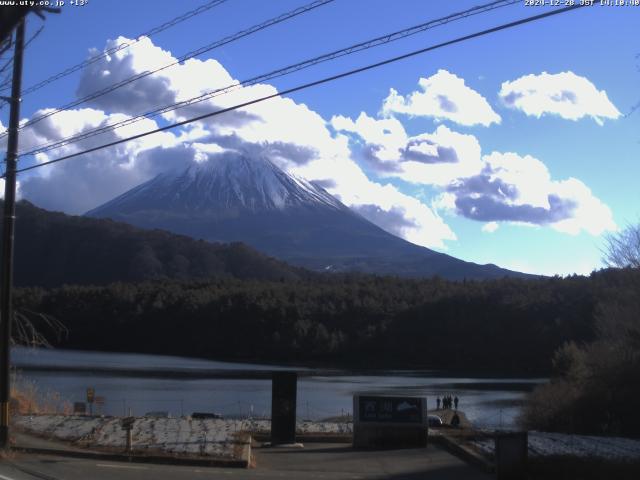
[15,269,633,374]
[520,223,640,437]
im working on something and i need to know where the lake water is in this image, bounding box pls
[12,347,543,429]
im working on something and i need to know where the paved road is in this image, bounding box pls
[0,443,491,480]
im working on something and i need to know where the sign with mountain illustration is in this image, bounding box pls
[356,395,425,424]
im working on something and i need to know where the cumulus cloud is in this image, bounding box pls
[76,36,178,115]
[18,108,179,214]
[0,174,22,201]
[331,113,407,170]
[440,152,616,236]
[482,222,499,233]
[18,36,456,249]
[332,104,614,237]
[19,36,616,248]
[289,150,456,248]
[332,113,483,185]
[0,178,19,201]
[381,69,501,127]
[499,71,621,125]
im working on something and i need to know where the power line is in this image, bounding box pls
[2,0,335,139]
[0,25,44,91]
[9,3,589,178]
[19,0,519,158]
[0,0,230,98]
[0,25,43,76]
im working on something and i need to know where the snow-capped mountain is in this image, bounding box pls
[87,154,529,279]
[95,155,345,216]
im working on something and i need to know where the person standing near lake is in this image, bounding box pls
[454,396,459,410]
[436,397,441,410]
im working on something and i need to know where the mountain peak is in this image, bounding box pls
[87,153,530,280]
[87,154,344,216]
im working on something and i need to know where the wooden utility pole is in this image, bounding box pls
[0,17,25,449]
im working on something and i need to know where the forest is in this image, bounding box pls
[14,268,635,375]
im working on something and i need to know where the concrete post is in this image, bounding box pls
[271,371,297,445]
[495,431,528,480]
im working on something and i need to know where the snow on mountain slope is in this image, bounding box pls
[89,155,345,216]
[87,153,530,280]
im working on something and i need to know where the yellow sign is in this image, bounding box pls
[86,387,95,403]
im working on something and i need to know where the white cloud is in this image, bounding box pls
[482,222,499,233]
[331,113,407,165]
[397,126,483,186]
[18,36,456,249]
[20,37,616,249]
[333,106,615,238]
[290,151,456,249]
[77,36,181,115]
[381,69,501,127]
[0,177,21,201]
[549,177,617,236]
[1,178,10,199]
[442,151,616,236]
[18,107,179,214]
[332,113,483,185]
[499,71,621,125]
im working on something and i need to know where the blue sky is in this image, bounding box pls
[2,0,639,276]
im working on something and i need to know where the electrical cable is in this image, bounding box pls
[18,0,519,157]
[0,0,230,96]
[0,25,44,77]
[1,0,335,138]
[8,3,589,178]
[0,25,45,102]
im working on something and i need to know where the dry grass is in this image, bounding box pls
[9,372,71,415]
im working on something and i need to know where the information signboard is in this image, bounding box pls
[357,396,424,424]
[353,395,428,448]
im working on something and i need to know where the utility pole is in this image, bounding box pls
[0,18,25,449]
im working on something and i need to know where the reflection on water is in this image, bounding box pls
[12,347,543,429]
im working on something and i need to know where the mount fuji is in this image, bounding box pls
[86,154,528,280]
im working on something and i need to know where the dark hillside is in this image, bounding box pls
[2,200,305,287]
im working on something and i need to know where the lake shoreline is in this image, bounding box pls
[13,347,535,428]
[12,344,550,379]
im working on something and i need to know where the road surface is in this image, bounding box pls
[0,442,491,479]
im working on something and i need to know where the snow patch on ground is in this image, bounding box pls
[14,415,352,458]
[470,431,640,462]
[247,419,353,435]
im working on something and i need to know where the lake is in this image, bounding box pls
[11,346,543,429]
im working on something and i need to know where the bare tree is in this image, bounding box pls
[603,223,640,269]
[12,309,67,348]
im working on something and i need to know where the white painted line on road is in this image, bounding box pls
[192,470,234,474]
[0,474,17,480]
[96,463,149,470]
